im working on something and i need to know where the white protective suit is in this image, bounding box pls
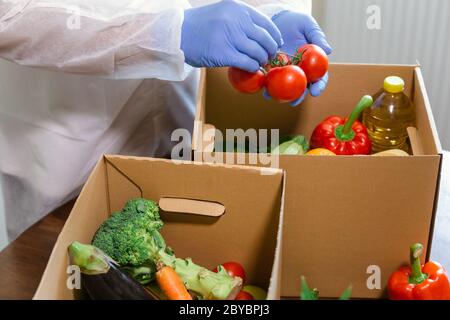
[0,0,311,245]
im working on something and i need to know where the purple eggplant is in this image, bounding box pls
[68,241,159,300]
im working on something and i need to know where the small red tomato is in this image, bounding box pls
[295,44,329,83]
[265,65,307,103]
[265,53,291,71]
[235,291,254,300]
[228,68,265,94]
[213,261,247,283]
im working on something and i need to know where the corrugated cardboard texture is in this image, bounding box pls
[413,68,442,155]
[34,157,284,300]
[192,69,207,153]
[193,64,442,298]
[280,155,440,298]
[34,160,110,299]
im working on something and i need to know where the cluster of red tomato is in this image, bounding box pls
[228,44,329,103]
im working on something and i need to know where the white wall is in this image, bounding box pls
[314,0,450,150]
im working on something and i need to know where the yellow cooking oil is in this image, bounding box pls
[362,76,415,154]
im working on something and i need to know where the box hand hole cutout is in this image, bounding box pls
[159,197,225,217]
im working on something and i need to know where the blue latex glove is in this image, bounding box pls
[268,11,333,106]
[181,0,283,73]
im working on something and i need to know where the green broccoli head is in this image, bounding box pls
[122,198,163,230]
[92,198,165,266]
[92,198,242,297]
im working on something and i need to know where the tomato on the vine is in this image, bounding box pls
[228,46,327,104]
[228,68,265,94]
[294,44,329,83]
[265,53,291,71]
[265,65,307,103]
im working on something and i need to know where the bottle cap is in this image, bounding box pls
[384,76,405,94]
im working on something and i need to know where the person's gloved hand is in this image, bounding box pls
[181,0,283,73]
[266,11,333,106]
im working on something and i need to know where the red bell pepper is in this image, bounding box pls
[388,243,450,300]
[310,95,373,155]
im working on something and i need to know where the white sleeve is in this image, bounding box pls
[0,0,192,80]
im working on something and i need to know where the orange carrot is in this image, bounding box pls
[156,263,192,300]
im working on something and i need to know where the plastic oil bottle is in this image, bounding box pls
[362,76,415,154]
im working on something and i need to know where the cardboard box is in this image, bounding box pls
[34,156,285,300]
[192,64,443,299]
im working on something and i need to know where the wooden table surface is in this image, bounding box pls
[0,201,73,300]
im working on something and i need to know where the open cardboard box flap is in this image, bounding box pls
[34,156,285,300]
[192,64,443,299]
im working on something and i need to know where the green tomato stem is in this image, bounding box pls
[277,51,296,59]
